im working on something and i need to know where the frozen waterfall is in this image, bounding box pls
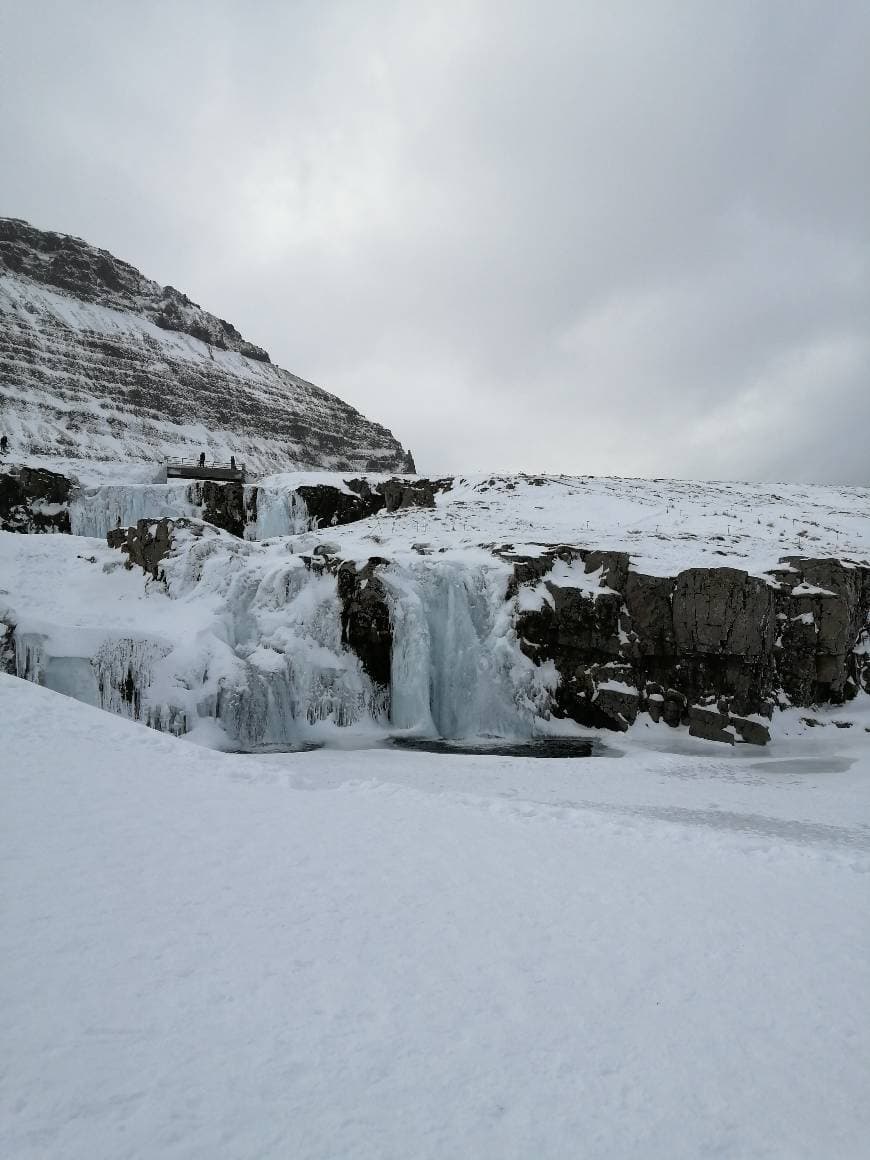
[246,487,311,539]
[70,483,198,538]
[10,533,558,747]
[384,559,555,738]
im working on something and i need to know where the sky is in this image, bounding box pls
[2,0,868,482]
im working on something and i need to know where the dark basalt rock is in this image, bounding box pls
[688,704,734,745]
[622,572,675,655]
[292,477,440,530]
[730,714,771,746]
[593,685,639,730]
[296,481,385,529]
[196,480,249,539]
[672,568,776,656]
[773,557,869,705]
[108,518,177,579]
[660,689,687,727]
[334,559,393,688]
[0,618,15,674]
[379,478,437,513]
[108,517,215,580]
[0,465,72,533]
[511,549,870,743]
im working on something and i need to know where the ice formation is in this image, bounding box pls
[70,483,198,538]
[384,559,554,737]
[246,486,311,540]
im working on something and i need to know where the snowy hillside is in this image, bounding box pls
[0,218,413,475]
[250,471,870,574]
[2,674,869,1159]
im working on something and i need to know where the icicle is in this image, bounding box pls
[15,632,48,684]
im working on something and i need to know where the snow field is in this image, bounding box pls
[2,675,869,1160]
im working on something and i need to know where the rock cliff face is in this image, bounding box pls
[509,548,870,743]
[0,218,414,474]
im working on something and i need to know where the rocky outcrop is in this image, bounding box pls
[510,547,870,742]
[100,512,869,746]
[294,477,441,529]
[380,478,438,512]
[106,517,219,580]
[295,480,386,529]
[0,465,71,532]
[0,217,413,473]
[196,480,251,539]
[772,558,869,705]
[334,559,393,688]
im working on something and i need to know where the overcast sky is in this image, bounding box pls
[2,0,868,481]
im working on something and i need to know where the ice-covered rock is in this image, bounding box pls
[0,465,71,532]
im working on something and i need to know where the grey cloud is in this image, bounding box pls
[2,0,868,482]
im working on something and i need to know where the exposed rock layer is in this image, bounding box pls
[510,547,870,740]
[0,217,414,473]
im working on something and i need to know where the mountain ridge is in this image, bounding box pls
[0,217,414,477]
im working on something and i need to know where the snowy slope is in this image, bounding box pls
[253,471,870,574]
[59,471,870,570]
[2,674,869,1160]
[0,218,412,474]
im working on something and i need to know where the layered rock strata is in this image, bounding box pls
[0,217,413,473]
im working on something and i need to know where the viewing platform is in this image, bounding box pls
[166,457,247,483]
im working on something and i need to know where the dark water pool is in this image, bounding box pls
[388,736,602,758]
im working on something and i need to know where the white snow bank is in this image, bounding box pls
[2,674,869,1160]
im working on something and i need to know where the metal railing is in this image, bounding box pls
[166,457,246,481]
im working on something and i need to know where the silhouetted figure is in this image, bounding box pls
[0,435,8,455]
[198,451,206,468]
[230,455,236,471]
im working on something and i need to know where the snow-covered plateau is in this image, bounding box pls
[2,674,869,1159]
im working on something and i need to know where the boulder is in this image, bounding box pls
[688,705,735,745]
[593,684,639,730]
[729,714,771,746]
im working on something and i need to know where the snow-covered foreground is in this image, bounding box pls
[3,674,869,1159]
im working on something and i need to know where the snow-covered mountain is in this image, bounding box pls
[0,218,414,476]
